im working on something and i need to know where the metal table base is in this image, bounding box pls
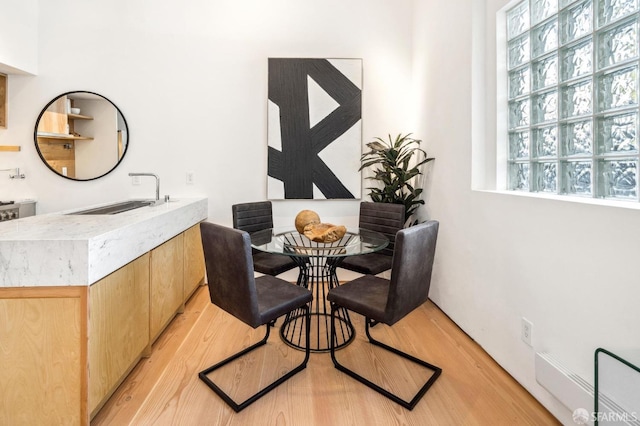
[280,255,354,352]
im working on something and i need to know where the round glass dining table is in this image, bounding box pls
[250,228,389,352]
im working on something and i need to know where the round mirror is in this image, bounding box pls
[34,91,129,181]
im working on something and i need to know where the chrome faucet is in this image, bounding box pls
[128,172,162,205]
[1,167,25,179]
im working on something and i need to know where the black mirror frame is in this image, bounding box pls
[34,91,129,181]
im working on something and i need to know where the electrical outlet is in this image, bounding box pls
[132,175,141,185]
[521,317,533,346]
[186,171,195,185]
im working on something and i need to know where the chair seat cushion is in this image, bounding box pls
[256,275,313,324]
[327,275,389,323]
[339,253,392,275]
[252,251,297,276]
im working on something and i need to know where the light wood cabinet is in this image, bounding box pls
[0,286,87,425]
[150,233,185,343]
[183,223,205,300]
[0,224,204,425]
[88,253,150,417]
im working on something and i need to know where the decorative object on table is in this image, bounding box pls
[267,58,362,200]
[294,209,346,243]
[303,223,347,243]
[294,209,321,233]
[327,220,442,410]
[360,133,434,225]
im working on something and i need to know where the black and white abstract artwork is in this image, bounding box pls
[267,58,362,200]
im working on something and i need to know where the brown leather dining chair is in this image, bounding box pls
[337,201,405,275]
[232,201,298,276]
[327,220,442,410]
[198,222,313,412]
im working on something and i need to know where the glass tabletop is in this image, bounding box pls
[250,227,389,258]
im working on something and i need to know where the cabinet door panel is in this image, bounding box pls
[88,253,150,416]
[0,289,85,425]
[183,224,205,300]
[150,233,184,342]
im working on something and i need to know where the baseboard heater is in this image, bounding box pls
[535,352,640,425]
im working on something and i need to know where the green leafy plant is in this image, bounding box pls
[359,133,434,225]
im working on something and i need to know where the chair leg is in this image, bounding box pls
[330,305,442,411]
[199,305,311,412]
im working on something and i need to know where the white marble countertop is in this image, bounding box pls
[0,197,208,287]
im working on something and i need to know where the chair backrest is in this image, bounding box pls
[232,201,274,233]
[200,221,262,328]
[359,202,405,257]
[385,220,439,325]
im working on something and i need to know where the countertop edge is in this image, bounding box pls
[0,198,208,287]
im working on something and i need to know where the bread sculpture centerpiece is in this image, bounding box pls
[295,210,347,243]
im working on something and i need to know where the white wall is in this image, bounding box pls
[0,0,414,227]
[413,0,640,424]
[0,0,38,74]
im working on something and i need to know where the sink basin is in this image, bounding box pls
[69,200,155,215]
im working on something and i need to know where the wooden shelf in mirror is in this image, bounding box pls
[37,132,94,141]
[68,113,93,121]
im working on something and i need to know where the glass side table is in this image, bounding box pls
[594,348,640,425]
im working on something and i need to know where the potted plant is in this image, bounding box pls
[359,133,434,225]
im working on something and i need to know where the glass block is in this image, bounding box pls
[600,158,638,198]
[509,98,530,128]
[560,39,593,80]
[598,0,639,27]
[509,67,531,99]
[597,66,638,112]
[510,162,531,190]
[533,125,558,157]
[533,90,558,124]
[561,0,593,44]
[562,119,593,154]
[532,55,558,90]
[597,112,638,153]
[561,80,593,117]
[563,160,592,194]
[560,0,581,7]
[535,162,558,192]
[510,131,530,159]
[532,19,559,58]
[532,0,559,25]
[597,19,638,70]
[508,1,530,40]
[509,34,531,69]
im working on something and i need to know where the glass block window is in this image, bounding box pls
[506,0,640,201]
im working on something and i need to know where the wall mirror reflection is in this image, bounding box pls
[34,91,129,180]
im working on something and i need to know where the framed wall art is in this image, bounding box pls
[267,58,362,200]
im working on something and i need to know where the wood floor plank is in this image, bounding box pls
[92,286,559,426]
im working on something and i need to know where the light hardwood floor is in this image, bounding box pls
[92,285,560,426]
